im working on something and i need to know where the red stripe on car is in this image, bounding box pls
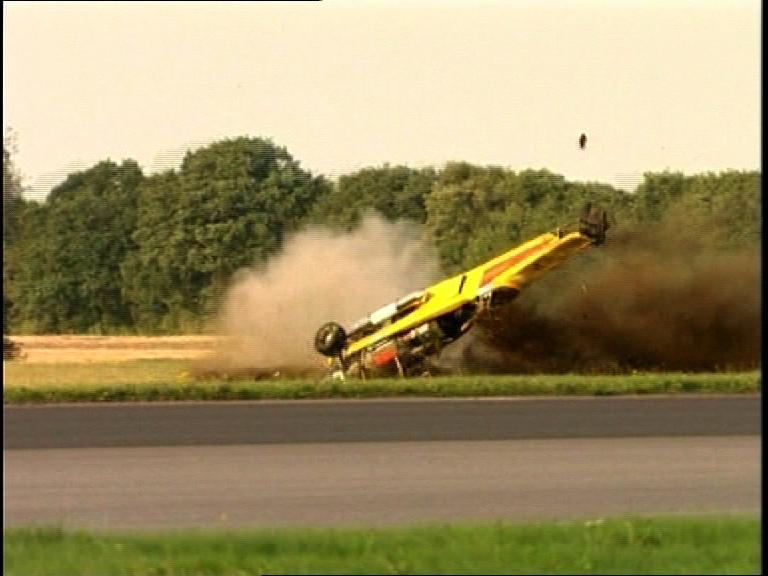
[480,243,545,287]
[373,345,397,366]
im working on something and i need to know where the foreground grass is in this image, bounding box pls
[2,360,760,403]
[3,515,759,575]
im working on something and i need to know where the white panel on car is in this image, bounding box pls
[369,302,398,325]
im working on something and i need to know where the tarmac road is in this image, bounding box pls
[3,395,761,530]
[3,394,760,449]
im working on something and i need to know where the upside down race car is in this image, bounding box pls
[314,203,610,379]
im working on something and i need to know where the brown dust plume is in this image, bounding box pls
[466,218,761,374]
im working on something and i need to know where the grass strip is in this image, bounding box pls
[2,369,760,404]
[3,515,759,575]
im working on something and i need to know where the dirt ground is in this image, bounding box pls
[6,335,220,363]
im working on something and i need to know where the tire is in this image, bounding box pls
[314,322,347,357]
[579,202,609,245]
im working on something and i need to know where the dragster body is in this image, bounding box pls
[314,204,609,379]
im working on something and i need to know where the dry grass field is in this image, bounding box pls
[7,335,219,363]
[3,335,328,389]
[3,335,223,389]
[3,335,758,395]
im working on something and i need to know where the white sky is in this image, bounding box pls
[3,0,761,199]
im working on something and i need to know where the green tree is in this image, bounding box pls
[425,163,532,273]
[124,136,329,331]
[5,200,57,332]
[308,164,437,229]
[3,129,27,334]
[119,171,182,332]
[662,170,760,249]
[11,160,144,333]
[425,163,633,275]
[633,170,687,221]
[708,170,759,248]
[3,129,24,244]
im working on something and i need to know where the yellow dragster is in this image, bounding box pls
[314,203,609,378]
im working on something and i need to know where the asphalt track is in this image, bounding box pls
[3,395,760,449]
[3,395,761,529]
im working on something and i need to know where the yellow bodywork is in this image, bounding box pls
[345,228,595,357]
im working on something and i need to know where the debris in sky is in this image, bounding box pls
[579,133,587,149]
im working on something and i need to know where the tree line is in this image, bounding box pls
[2,133,760,335]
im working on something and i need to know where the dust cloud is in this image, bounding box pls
[195,213,440,378]
[464,218,761,374]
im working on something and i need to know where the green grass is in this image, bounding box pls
[2,362,760,403]
[3,515,759,575]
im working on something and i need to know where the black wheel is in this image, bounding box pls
[579,202,609,245]
[314,322,347,357]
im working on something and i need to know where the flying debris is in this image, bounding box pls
[579,133,587,149]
